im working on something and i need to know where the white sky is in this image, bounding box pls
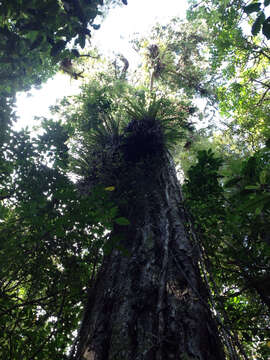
[15,0,188,130]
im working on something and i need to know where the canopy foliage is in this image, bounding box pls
[0,0,125,135]
[0,1,270,359]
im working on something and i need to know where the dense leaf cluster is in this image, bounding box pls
[183,147,270,359]
[0,1,270,359]
[0,122,120,359]
[184,3,270,358]
[243,1,270,38]
[0,0,126,135]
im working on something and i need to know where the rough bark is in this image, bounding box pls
[70,128,225,359]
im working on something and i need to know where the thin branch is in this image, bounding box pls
[251,78,270,89]
[257,87,270,105]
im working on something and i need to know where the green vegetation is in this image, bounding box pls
[0,1,270,359]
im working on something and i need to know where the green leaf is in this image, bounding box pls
[252,12,265,35]
[259,170,267,184]
[77,35,85,49]
[25,30,39,41]
[264,0,270,6]
[115,217,130,226]
[244,2,261,14]
[245,185,260,190]
[262,17,270,38]
[255,206,263,215]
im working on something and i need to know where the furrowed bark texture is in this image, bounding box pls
[71,123,225,360]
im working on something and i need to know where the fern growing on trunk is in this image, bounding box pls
[65,81,225,360]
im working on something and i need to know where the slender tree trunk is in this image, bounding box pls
[70,147,225,360]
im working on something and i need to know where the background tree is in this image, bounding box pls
[131,18,218,104]
[179,2,270,358]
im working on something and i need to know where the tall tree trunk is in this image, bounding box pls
[70,148,225,360]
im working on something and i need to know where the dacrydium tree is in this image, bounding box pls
[60,77,226,360]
